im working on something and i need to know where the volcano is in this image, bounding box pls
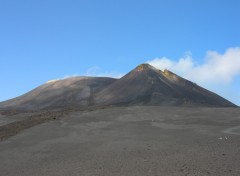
[0,64,236,111]
[94,64,236,107]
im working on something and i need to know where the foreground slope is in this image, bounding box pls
[95,64,236,107]
[1,106,240,176]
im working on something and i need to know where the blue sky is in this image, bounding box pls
[0,0,240,105]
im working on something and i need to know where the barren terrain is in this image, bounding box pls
[1,106,240,176]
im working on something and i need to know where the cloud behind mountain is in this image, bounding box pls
[147,47,240,84]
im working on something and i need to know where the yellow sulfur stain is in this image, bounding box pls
[136,64,144,71]
[163,70,173,78]
[162,70,178,80]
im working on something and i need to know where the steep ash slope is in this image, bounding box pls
[94,64,236,107]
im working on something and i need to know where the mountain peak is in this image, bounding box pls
[135,63,158,72]
[133,64,183,83]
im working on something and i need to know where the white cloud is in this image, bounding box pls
[147,47,240,84]
[45,67,123,84]
[85,66,124,78]
[62,74,79,79]
[45,74,79,83]
[46,79,60,84]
